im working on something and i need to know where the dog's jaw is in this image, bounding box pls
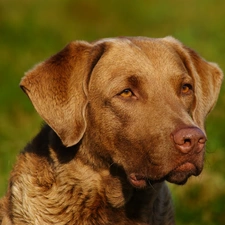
[127,160,203,188]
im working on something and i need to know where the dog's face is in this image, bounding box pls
[20,37,223,188]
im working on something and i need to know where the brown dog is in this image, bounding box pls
[0,36,223,225]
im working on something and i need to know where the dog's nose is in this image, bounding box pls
[171,127,207,154]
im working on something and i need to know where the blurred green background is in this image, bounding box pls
[0,0,225,224]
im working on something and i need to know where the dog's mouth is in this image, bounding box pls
[128,162,202,188]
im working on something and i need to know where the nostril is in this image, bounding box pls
[173,132,193,146]
[183,138,192,146]
[199,137,207,144]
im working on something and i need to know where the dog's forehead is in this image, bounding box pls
[100,37,177,57]
[91,37,187,85]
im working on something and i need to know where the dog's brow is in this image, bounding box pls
[127,75,141,87]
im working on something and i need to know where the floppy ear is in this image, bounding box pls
[164,37,223,129]
[20,41,106,147]
[187,49,223,128]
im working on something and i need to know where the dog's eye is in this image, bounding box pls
[181,84,193,94]
[119,89,134,98]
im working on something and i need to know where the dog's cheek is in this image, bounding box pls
[85,103,122,154]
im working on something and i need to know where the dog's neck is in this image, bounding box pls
[51,126,173,223]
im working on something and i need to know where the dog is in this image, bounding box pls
[0,36,223,225]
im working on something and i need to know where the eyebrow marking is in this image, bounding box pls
[127,75,140,87]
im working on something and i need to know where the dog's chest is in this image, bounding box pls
[9,152,173,225]
[10,176,147,224]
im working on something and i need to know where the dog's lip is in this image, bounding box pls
[173,162,197,173]
[128,173,148,188]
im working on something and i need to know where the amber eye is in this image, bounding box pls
[119,89,133,98]
[181,84,193,94]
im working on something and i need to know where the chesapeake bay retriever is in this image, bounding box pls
[0,36,223,225]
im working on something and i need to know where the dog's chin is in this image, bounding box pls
[128,162,202,188]
[165,171,191,185]
[165,162,202,185]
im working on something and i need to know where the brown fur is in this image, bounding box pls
[0,36,223,225]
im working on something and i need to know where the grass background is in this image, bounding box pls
[0,0,225,224]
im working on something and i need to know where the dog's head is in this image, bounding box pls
[20,37,223,187]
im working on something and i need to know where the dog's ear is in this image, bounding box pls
[164,37,223,129]
[20,41,106,147]
[186,49,223,128]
